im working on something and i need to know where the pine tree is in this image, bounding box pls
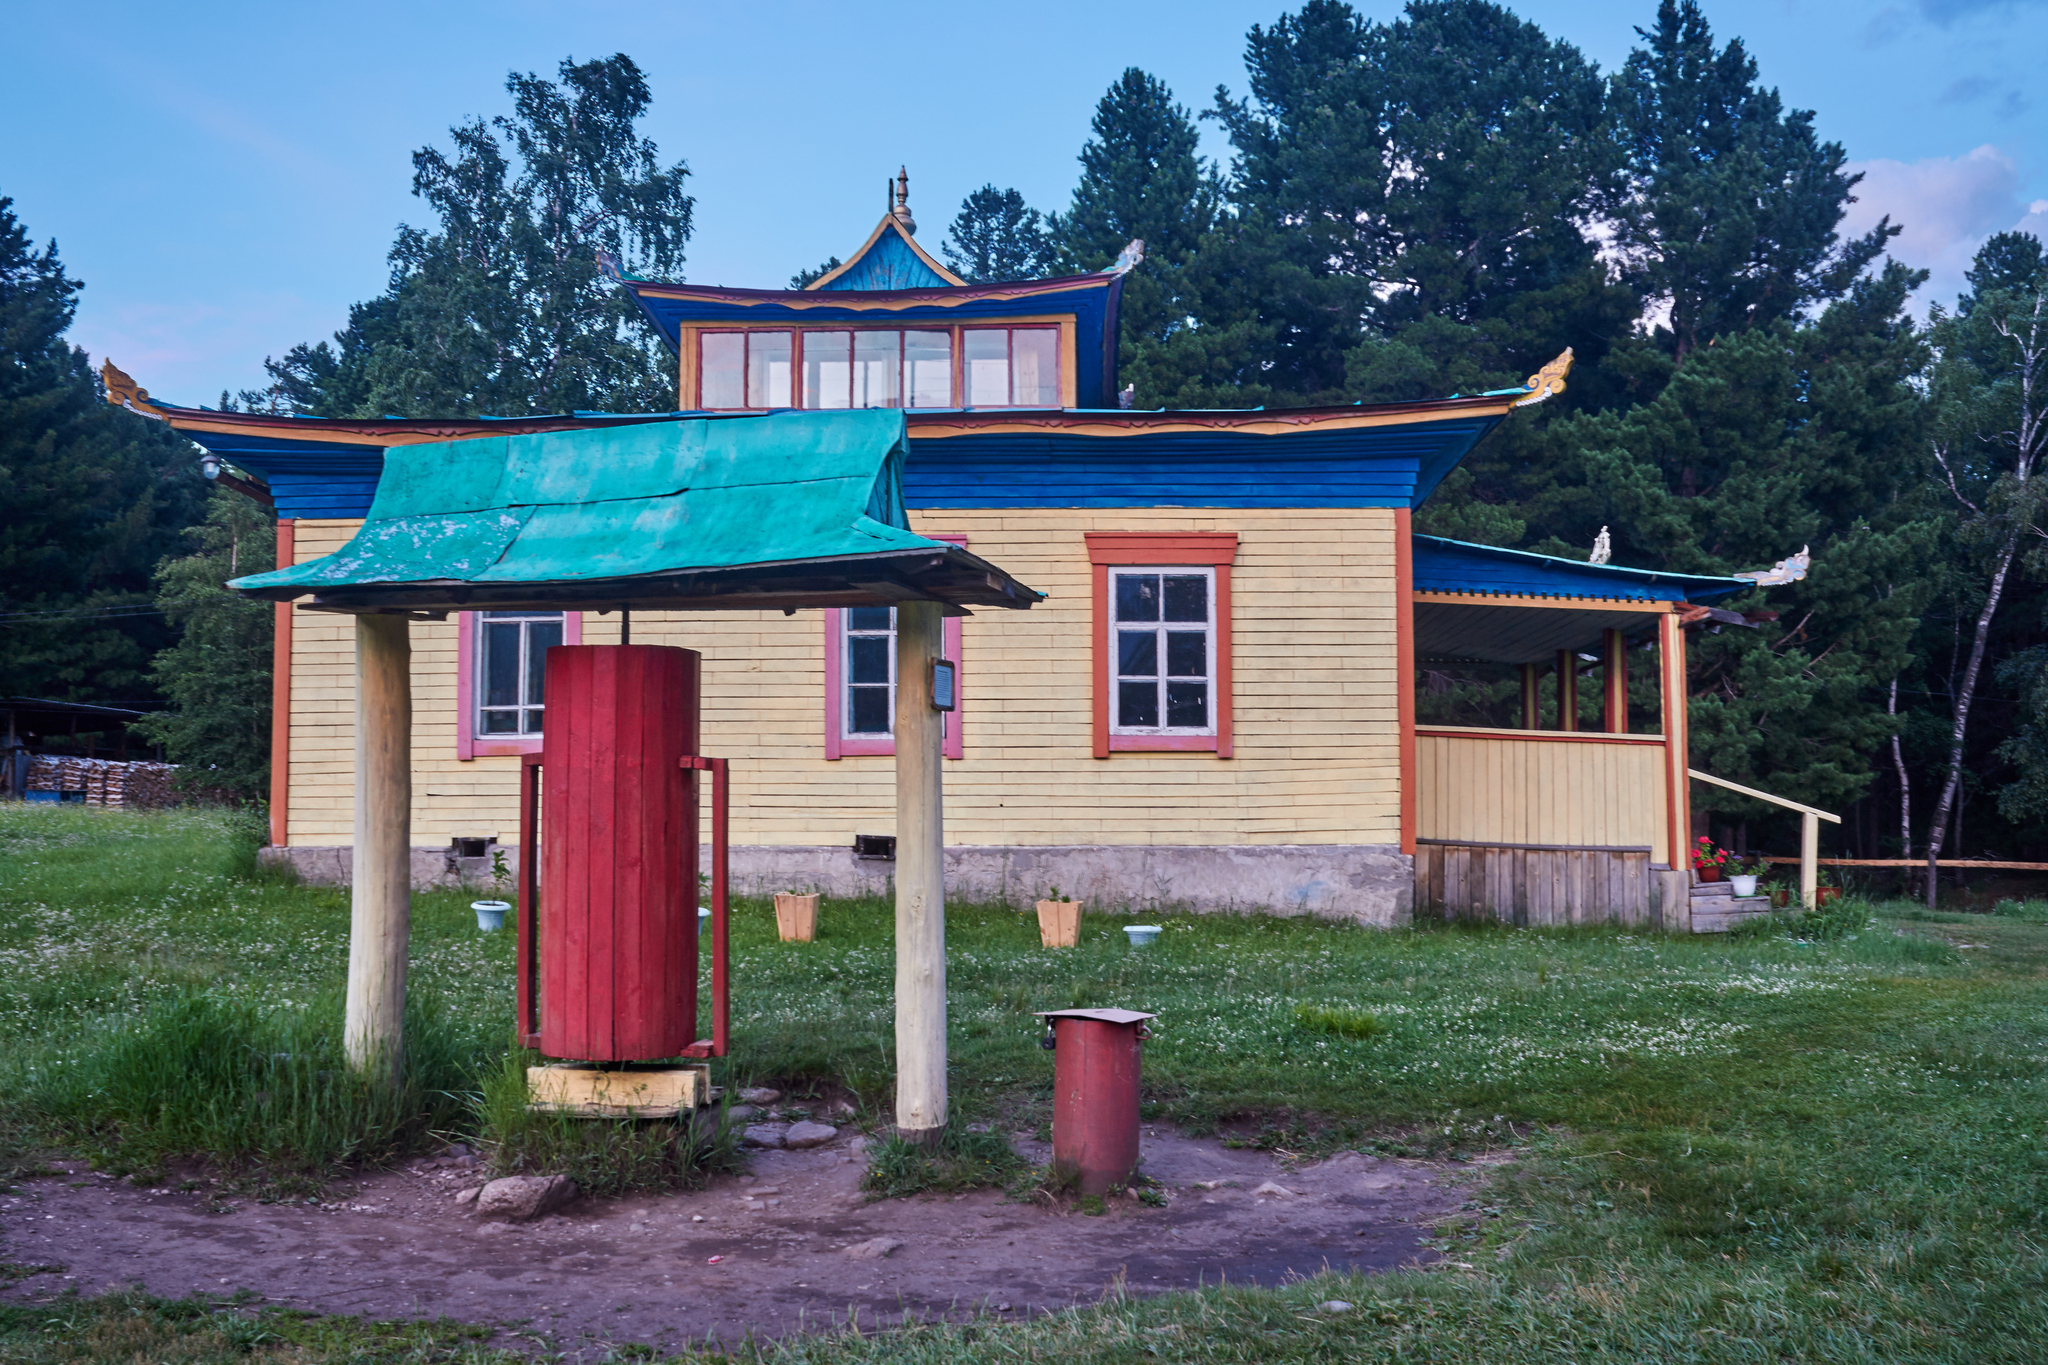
[1609,0,1895,362]
[134,489,275,800]
[254,55,693,418]
[0,196,208,708]
[940,186,1053,283]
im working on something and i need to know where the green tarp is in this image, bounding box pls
[230,411,1034,611]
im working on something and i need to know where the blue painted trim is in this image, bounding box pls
[1413,534,1750,602]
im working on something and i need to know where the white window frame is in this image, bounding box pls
[475,610,565,738]
[1107,565,1218,738]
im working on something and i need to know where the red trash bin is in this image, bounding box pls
[1038,1008,1156,1196]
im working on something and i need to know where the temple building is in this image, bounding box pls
[104,177,1768,927]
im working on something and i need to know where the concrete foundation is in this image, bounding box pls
[260,842,1414,928]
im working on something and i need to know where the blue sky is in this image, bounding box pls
[3,0,2043,401]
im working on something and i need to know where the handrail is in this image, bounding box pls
[1688,769,1839,910]
[1688,768,1841,822]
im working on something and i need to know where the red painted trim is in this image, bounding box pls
[1092,561,1111,759]
[1395,509,1415,855]
[1083,532,1239,566]
[1086,533,1239,758]
[823,535,966,760]
[516,754,541,1047]
[268,520,294,846]
[1660,612,1689,870]
[1415,726,1668,747]
[457,611,583,760]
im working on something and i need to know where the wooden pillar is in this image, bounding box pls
[1554,649,1577,732]
[1799,812,1819,910]
[893,598,947,1145]
[1658,610,1690,873]
[1394,509,1415,856]
[347,613,412,1087]
[1603,628,1628,734]
[1519,664,1539,729]
[269,520,295,847]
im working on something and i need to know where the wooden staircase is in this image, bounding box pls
[1689,878,1772,933]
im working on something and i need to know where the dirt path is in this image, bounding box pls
[2,1130,1468,1353]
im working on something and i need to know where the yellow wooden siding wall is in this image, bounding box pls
[1414,730,1668,863]
[283,509,1403,849]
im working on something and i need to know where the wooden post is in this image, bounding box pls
[1554,649,1577,732]
[1800,811,1819,909]
[347,613,412,1088]
[893,599,947,1145]
[1603,628,1628,734]
[1659,611,1690,875]
[1519,663,1539,729]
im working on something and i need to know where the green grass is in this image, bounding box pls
[4,803,2047,1361]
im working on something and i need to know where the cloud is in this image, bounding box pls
[1844,145,2044,308]
[1936,75,1995,104]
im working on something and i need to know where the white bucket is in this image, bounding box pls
[1123,924,1163,948]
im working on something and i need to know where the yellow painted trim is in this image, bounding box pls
[676,323,701,410]
[633,283,1101,315]
[1414,591,1680,612]
[1058,319,1078,408]
[800,215,969,290]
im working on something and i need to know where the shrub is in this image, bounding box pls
[1293,1003,1388,1038]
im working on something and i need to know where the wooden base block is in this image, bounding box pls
[527,1063,710,1118]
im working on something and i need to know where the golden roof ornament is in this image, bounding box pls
[1512,348,1573,408]
[890,166,916,235]
[100,359,166,421]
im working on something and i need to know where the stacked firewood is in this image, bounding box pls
[24,755,181,808]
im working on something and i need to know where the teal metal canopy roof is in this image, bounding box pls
[230,410,1041,615]
[1413,535,1749,604]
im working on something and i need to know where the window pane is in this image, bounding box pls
[1163,575,1208,622]
[964,329,1008,407]
[1166,681,1209,728]
[527,622,562,704]
[1115,574,1160,622]
[747,331,792,407]
[701,333,745,409]
[1118,680,1159,728]
[480,710,519,734]
[1165,631,1206,678]
[847,605,892,631]
[802,331,851,409]
[905,331,952,407]
[1118,630,1158,677]
[849,685,891,733]
[848,635,890,685]
[853,331,901,408]
[483,624,520,707]
[522,707,545,734]
[1011,328,1058,406]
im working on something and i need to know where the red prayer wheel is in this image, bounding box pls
[534,644,700,1061]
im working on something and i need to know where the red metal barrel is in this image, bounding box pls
[1041,1008,1155,1195]
[538,644,700,1061]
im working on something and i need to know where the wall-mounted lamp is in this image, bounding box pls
[198,454,222,480]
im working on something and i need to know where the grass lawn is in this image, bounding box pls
[2,803,2045,1362]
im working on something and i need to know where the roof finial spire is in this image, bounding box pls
[891,166,916,235]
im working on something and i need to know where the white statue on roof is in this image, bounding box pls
[1588,525,1611,565]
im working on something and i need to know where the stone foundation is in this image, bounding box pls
[261,842,1413,928]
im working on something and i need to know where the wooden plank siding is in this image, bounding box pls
[280,509,1405,850]
[1413,728,1669,864]
[1413,844,1656,928]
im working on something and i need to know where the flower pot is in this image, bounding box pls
[1695,864,1720,883]
[1036,899,1081,948]
[471,900,510,932]
[1730,874,1759,897]
[774,892,819,942]
[698,906,711,938]
[1123,924,1162,948]
[1815,886,1841,906]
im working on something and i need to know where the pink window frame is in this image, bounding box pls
[824,534,966,760]
[456,610,584,759]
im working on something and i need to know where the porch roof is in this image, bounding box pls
[1413,535,1751,663]
[226,409,1042,616]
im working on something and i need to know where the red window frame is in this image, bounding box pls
[456,610,584,759]
[824,534,966,760]
[1085,532,1238,757]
